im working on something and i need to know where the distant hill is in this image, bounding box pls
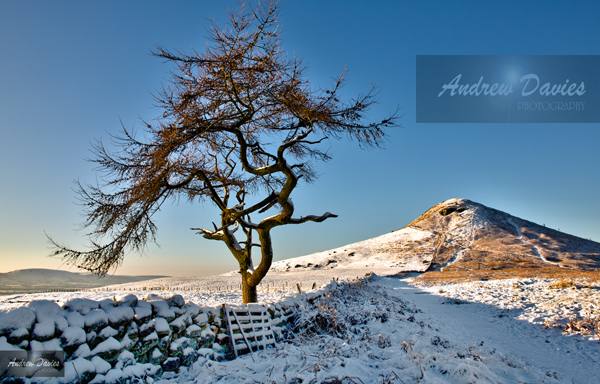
[0,268,167,295]
[269,198,600,274]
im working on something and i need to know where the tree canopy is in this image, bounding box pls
[49,0,399,303]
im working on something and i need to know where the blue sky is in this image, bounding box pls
[1,0,599,276]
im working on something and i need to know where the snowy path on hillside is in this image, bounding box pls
[382,277,600,383]
[507,217,561,267]
[415,277,600,341]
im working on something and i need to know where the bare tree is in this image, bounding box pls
[49,0,399,303]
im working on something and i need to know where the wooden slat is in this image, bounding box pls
[222,304,238,359]
[223,303,277,357]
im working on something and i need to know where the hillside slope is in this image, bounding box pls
[269,198,600,274]
[410,198,600,271]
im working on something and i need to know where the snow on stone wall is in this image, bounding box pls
[0,293,295,383]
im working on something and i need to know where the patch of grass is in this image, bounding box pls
[549,279,576,290]
[563,315,600,338]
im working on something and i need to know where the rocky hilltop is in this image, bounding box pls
[408,198,600,272]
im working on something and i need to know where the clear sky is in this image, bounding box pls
[1,0,599,277]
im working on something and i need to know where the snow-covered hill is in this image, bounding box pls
[268,226,434,273]
[0,269,166,295]
[409,198,600,271]
[264,198,600,275]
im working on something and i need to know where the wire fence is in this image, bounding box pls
[0,276,364,297]
[0,268,387,299]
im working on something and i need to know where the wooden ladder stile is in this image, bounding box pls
[223,303,277,359]
[259,307,268,350]
[247,305,258,350]
[259,306,271,350]
[231,306,255,357]
[267,308,276,343]
[222,304,238,359]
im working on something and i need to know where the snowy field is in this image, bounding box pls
[0,268,392,312]
[1,271,600,383]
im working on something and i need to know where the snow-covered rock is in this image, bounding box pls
[197,347,214,358]
[200,327,215,348]
[30,337,61,351]
[144,362,163,376]
[65,311,85,328]
[126,321,139,339]
[119,334,135,350]
[60,326,87,350]
[89,373,107,384]
[72,342,91,359]
[63,298,99,315]
[116,294,138,307]
[138,319,155,338]
[131,330,159,356]
[149,300,176,321]
[8,327,29,344]
[61,357,96,384]
[194,312,209,325]
[53,314,69,333]
[115,350,136,369]
[169,314,189,335]
[184,302,201,317]
[170,336,197,354]
[0,306,36,334]
[90,336,122,362]
[133,303,153,324]
[0,335,23,351]
[167,294,185,308]
[150,347,166,365]
[86,330,97,345]
[91,355,111,375]
[186,324,202,338]
[122,362,150,379]
[32,319,56,341]
[181,346,197,366]
[103,368,125,384]
[84,308,108,331]
[97,325,119,341]
[27,300,64,322]
[98,298,117,309]
[162,356,180,371]
[153,317,171,337]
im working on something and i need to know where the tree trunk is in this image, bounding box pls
[242,276,257,304]
[238,228,274,304]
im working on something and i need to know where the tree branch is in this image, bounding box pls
[289,212,338,224]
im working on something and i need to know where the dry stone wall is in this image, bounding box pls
[0,293,294,383]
